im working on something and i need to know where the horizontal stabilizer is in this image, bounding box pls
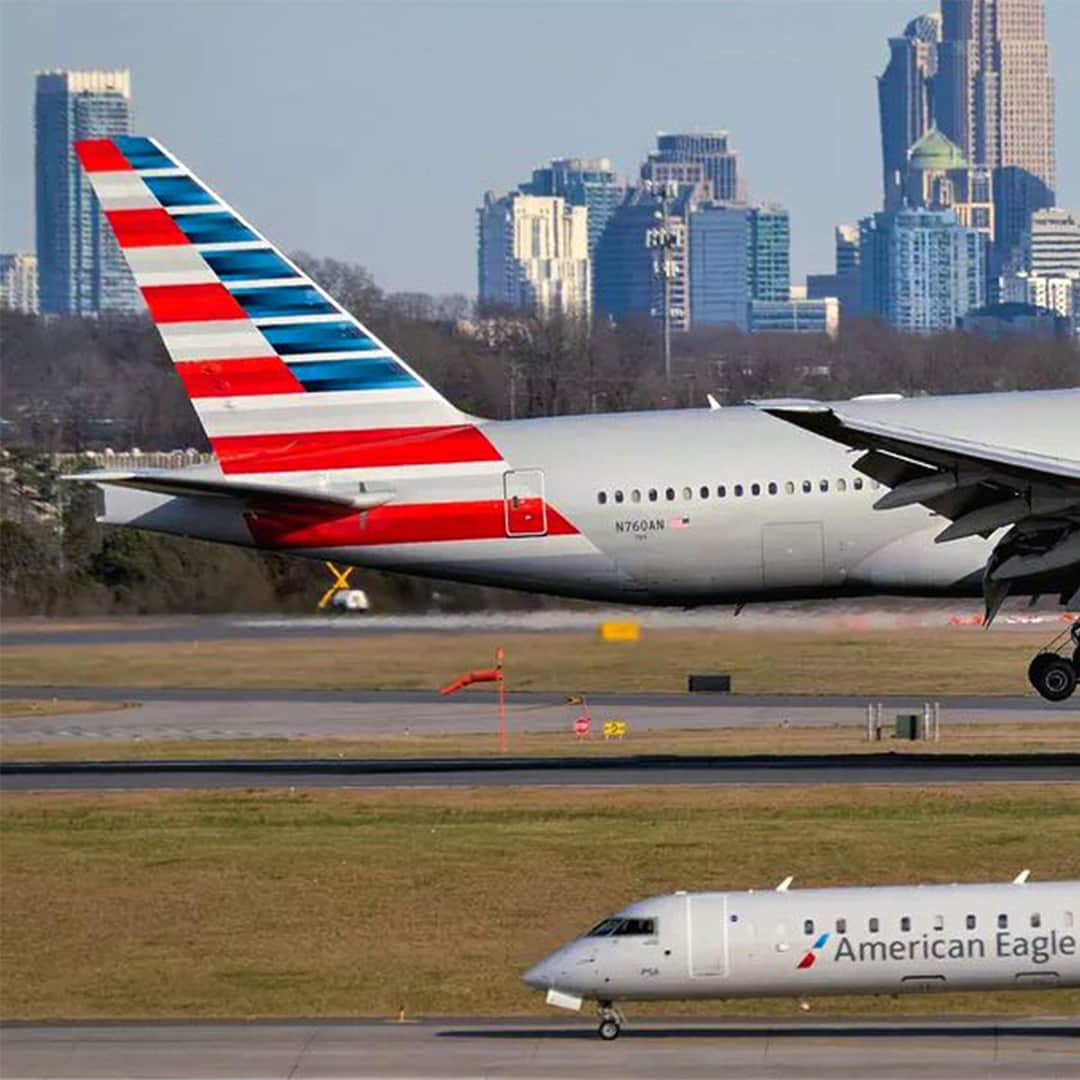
[64,469,394,511]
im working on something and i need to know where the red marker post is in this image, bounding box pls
[439,646,507,754]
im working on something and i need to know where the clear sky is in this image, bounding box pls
[2,0,1077,296]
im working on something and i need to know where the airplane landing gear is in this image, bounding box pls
[597,1002,625,1040]
[1028,622,1080,702]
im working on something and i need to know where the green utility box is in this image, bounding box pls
[895,713,922,740]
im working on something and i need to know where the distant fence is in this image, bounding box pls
[51,448,213,472]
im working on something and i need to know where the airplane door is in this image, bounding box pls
[504,470,548,537]
[688,894,729,977]
[762,522,825,590]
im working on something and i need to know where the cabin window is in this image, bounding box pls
[869,917,879,933]
[587,917,656,937]
[597,492,607,505]
[648,489,658,502]
[1066,911,1075,929]
[785,481,796,494]
[966,914,977,930]
[665,487,676,501]
[734,484,744,497]
[837,478,847,492]
[768,482,778,495]
[700,486,710,499]
[718,485,727,498]
[683,487,693,501]
[835,918,847,934]
[631,489,642,504]
[933,914,945,931]
[803,919,814,935]
[1030,913,1041,928]
[853,477,864,491]
[820,479,829,492]
[802,480,812,494]
[900,916,911,932]
[614,490,624,504]
[998,914,1008,929]
[751,483,761,496]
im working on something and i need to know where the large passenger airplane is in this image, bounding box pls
[72,137,1080,699]
[522,875,1080,1039]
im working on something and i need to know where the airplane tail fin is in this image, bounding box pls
[74,137,495,480]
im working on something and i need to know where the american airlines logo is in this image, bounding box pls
[796,932,830,969]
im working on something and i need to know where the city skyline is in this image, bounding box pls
[2,0,1077,298]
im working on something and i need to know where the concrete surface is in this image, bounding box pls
[2,1018,1077,1079]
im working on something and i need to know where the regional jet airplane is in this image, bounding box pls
[522,874,1080,1039]
[71,137,1080,699]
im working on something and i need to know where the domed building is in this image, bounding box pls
[903,128,994,245]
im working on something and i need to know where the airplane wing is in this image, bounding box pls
[65,469,394,512]
[757,401,1080,619]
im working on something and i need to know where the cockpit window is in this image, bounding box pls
[586,917,657,937]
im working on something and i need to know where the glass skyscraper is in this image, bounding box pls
[35,69,139,315]
[749,206,791,302]
[521,159,622,264]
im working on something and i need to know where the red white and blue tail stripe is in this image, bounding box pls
[74,136,493,480]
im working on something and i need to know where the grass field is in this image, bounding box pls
[0,627,1055,694]
[4,722,1080,763]
[2,785,1078,1020]
[0,699,127,720]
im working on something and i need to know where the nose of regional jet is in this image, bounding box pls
[521,959,552,990]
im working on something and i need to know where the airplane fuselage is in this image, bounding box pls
[100,389,1080,606]
[524,880,1080,1008]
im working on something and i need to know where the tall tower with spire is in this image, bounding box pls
[878,13,941,211]
[934,0,1055,263]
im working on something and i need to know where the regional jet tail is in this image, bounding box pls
[522,875,1080,1039]
[72,137,1080,699]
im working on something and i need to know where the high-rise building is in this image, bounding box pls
[1021,208,1080,276]
[0,254,40,314]
[859,209,986,331]
[904,128,994,244]
[641,133,741,201]
[748,205,790,301]
[1000,270,1078,321]
[687,202,750,330]
[749,297,839,337]
[35,69,139,315]
[878,12,941,210]
[834,224,861,316]
[477,192,590,319]
[595,185,702,331]
[521,158,622,264]
[934,0,1055,263]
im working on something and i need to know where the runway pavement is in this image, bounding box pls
[4,752,1078,791]
[2,1017,1077,1078]
[2,686,1076,744]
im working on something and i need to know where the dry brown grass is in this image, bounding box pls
[2,784,1078,1020]
[5,722,1080,763]
[0,628,1050,694]
[0,698,128,720]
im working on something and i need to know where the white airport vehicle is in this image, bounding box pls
[522,875,1080,1039]
[70,137,1080,698]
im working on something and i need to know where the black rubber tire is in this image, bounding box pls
[1028,653,1056,689]
[598,1019,620,1041]
[1030,656,1078,703]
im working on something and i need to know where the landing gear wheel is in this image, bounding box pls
[1029,653,1056,686]
[1030,655,1078,702]
[598,1019,620,1041]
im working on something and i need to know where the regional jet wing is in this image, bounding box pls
[757,400,1080,618]
[65,469,394,512]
